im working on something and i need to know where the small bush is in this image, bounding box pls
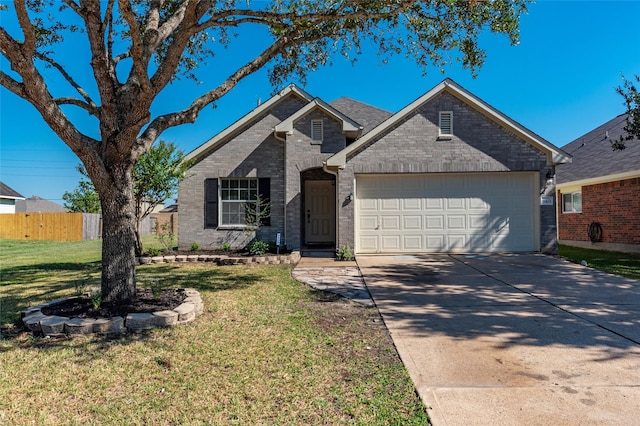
[146,247,162,256]
[190,242,200,251]
[248,240,269,256]
[222,243,231,252]
[336,245,354,261]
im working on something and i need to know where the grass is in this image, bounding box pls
[558,244,640,281]
[0,239,429,425]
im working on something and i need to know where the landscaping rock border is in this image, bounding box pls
[136,251,301,266]
[21,288,203,337]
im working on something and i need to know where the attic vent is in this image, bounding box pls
[439,111,453,137]
[311,119,323,142]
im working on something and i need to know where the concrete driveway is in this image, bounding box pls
[357,253,640,426]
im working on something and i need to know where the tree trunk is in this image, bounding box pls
[98,169,138,305]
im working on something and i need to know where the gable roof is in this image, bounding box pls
[15,196,67,213]
[556,113,640,185]
[329,97,393,136]
[0,182,25,199]
[274,98,363,140]
[326,79,571,168]
[185,84,314,164]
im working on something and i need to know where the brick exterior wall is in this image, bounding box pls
[336,92,556,253]
[179,97,346,251]
[557,177,640,247]
[179,95,306,250]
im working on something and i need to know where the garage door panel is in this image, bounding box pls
[447,215,466,230]
[426,235,445,250]
[425,215,444,230]
[356,173,536,253]
[359,216,378,231]
[469,215,486,230]
[403,215,422,230]
[359,198,377,211]
[381,235,401,251]
[381,215,400,230]
[447,198,465,210]
[425,198,443,209]
[403,198,421,210]
[404,235,422,250]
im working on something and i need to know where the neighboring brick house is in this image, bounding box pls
[179,79,570,254]
[556,114,640,253]
[0,182,25,214]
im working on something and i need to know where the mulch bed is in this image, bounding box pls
[41,288,186,319]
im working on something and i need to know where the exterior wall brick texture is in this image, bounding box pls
[558,177,640,245]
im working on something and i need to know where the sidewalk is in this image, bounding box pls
[291,257,374,306]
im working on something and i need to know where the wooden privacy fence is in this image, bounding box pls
[0,213,102,242]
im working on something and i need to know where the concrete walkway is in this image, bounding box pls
[291,257,374,306]
[358,253,640,426]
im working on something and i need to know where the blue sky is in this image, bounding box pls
[1,0,639,204]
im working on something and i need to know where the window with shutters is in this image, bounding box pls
[205,178,271,228]
[221,178,258,226]
[439,111,453,138]
[311,119,323,142]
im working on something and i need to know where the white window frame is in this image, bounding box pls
[562,191,582,213]
[439,111,453,138]
[311,119,323,143]
[219,177,258,226]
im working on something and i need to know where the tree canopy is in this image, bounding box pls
[613,74,640,150]
[0,0,531,304]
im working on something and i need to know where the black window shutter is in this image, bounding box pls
[258,177,271,227]
[205,178,218,228]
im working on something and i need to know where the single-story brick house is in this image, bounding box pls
[556,113,640,253]
[179,79,570,254]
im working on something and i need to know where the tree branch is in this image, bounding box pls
[35,52,99,114]
[140,33,292,143]
[0,70,26,98]
[118,0,152,92]
[13,0,36,53]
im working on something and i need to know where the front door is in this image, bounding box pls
[304,180,336,244]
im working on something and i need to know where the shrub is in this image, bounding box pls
[190,241,200,251]
[336,245,354,261]
[248,240,269,256]
[222,243,231,252]
[146,247,162,256]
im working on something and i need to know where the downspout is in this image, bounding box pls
[276,129,287,248]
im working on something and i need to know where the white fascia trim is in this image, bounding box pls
[556,169,640,191]
[274,98,363,137]
[326,78,572,167]
[184,84,315,163]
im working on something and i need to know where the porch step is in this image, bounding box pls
[301,249,335,258]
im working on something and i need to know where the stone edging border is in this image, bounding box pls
[136,251,301,266]
[21,288,203,338]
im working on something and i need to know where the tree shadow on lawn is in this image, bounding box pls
[1,262,264,345]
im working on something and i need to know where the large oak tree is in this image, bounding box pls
[0,0,530,305]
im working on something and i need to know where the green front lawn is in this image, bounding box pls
[0,239,428,425]
[558,244,640,281]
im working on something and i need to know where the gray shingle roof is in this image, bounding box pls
[15,196,68,213]
[556,113,640,183]
[329,97,393,136]
[0,181,25,199]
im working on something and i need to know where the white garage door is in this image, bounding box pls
[356,173,537,253]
